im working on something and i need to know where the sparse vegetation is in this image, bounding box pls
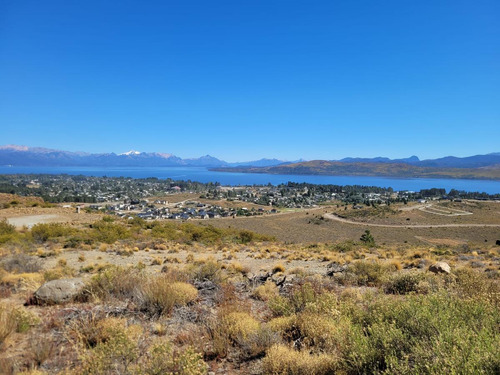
[0,193,499,373]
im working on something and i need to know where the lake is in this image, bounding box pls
[1,166,499,194]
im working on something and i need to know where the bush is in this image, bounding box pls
[339,292,500,374]
[269,282,318,317]
[85,266,145,302]
[384,271,424,295]
[263,344,338,375]
[0,304,17,345]
[90,220,130,244]
[140,340,207,375]
[77,318,141,374]
[142,278,198,316]
[0,303,39,345]
[30,223,75,243]
[188,258,223,284]
[344,261,387,287]
[252,282,279,301]
[360,230,375,246]
[239,230,254,244]
[0,254,42,273]
[0,219,15,235]
[0,219,17,244]
[225,312,260,342]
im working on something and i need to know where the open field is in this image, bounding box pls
[333,201,500,226]
[207,203,500,247]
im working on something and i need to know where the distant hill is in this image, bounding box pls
[339,155,421,164]
[212,160,500,180]
[336,154,500,168]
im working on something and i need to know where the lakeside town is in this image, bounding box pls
[1,174,498,221]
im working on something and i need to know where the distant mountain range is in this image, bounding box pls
[0,145,295,168]
[0,145,499,180]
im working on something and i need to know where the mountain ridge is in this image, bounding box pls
[1,145,499,170]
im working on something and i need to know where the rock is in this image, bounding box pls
[428,262,451,274]
[251,271,271,284]
[417,259,429,269]
[271,273,286,287]
[34,278,84,304]
[470,261,485,268]
[496,240,500,246]
[326,262,348,276]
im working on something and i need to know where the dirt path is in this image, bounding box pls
[323,213,500,228]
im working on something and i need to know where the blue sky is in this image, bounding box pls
[0,0,498,162]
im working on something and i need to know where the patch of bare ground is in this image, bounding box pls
[335,201,500,226]
[0,206,102,228]
[208,207,500,246]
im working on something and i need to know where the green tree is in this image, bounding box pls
[360,229,375,246]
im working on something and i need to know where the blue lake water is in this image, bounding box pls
[1,166,499,194]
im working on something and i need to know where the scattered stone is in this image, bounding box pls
[458,255,474,261]
[271,273,286,287]
[326,262,348,276]
[470,261,486,268]
[428,262,451,274]
[249,271,271,285]
[417,259,429,269]
[34,278,84,305]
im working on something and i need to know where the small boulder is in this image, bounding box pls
[34,278,84,305]
[428,262,451,274]
[326,262,348,276]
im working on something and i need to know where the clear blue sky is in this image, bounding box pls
[1,0,498,162]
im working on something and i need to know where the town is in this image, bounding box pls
[0,174,498,221]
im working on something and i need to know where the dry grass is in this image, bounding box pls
[263,344,338,375]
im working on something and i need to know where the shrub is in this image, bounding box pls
[188,258,223,284]
[43,264,76,281]
[139,340,208,375]
[142,277,198,316]
[77,318,141,374]
[90,220,130,244]
[225,312,260,341]
[239,230,254,244]
[263,344,338,375]
[360,230,375,246]
[268,282,320,317]
[384,271,424,295]
[344,261,387,287]
[0,304,17,345]
[30,223,75,243]
[453,268,500,305]
[85,266,145,302]
[0,304,39,345]
[252,282,279,301]
[272,263,285,273]
[338,292,500,374]
[0,254,42,273]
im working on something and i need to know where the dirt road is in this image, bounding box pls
[323,213,500,228]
